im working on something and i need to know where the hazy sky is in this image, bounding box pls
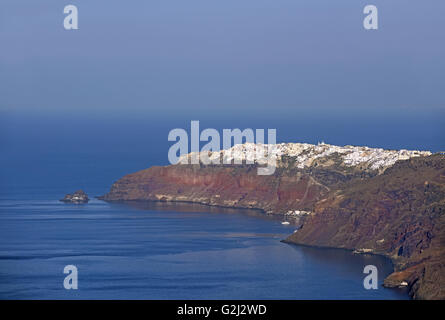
[1,0,444,112]
[0,0,444,162]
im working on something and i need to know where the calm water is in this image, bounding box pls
[0,190,409,299]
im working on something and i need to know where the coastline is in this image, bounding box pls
[100,198,410,299]
[280,239,411,298]
[0,195,409,299]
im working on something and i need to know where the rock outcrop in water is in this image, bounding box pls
[100,142,443,299]
[60,190,89,204]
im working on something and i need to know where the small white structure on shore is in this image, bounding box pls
[285,210,311,217]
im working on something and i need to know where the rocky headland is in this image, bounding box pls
[99,142,444,299]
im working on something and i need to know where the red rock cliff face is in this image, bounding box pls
[102,164,330,213]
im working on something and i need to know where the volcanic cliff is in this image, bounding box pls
[100,142,444,299]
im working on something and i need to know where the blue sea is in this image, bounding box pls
[0,186,409,299]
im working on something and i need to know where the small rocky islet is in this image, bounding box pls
[60,190,89,204]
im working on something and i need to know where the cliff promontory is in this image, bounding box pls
[100,142,443,299]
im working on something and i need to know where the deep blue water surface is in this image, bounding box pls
[0,188,409,299]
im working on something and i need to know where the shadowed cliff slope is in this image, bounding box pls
[285,154,445,299]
